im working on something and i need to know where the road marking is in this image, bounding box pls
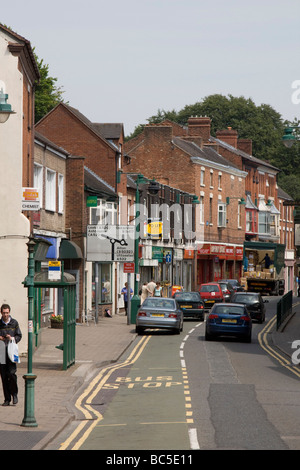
[180,321,204,449]
[258,314,300,378]
[59,334,151,450]
[189,428,200,449]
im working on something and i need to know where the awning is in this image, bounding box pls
[59,239,82,259]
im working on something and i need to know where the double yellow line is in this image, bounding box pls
[258,314,300,378]
[59,334,151,450]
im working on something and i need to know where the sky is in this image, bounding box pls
[2,0,300,136]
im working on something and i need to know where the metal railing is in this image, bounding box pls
[277,290,293,330]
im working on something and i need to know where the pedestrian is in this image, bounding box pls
[140,282,148,304]
[121,282,133,315]
[146,279,156,297]
[0,304,22,406]
[262,253,271,269]
[154,282,162,297]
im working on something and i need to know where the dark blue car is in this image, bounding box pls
[205,303,252,342]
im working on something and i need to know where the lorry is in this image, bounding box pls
[242,241,285,296]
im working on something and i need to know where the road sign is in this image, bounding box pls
[87,225,135,262]
[48,261,61,280]
[124,262,135,273]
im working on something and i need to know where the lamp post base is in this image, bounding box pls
[21,373,37,427]
[130,295,140,324]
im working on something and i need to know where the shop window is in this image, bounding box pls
[92,263,112,305]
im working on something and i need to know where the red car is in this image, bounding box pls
[199,282,224,309]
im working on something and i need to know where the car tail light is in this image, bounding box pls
[197,305,204,309]
[168,313,178,318]
[208,313,218,320]
[138,311,147,317]
[241,315,251,322]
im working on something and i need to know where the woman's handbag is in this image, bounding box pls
[7,338,20,363]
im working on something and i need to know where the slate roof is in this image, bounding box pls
[173,137,244,173]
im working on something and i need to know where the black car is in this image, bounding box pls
[231,292,267,323]
[218,281,235,302]
[173,291,205,320]
[219,279,244,292]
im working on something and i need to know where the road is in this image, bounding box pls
[49,297,300,451]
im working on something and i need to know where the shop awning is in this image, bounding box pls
[59,239,82,259]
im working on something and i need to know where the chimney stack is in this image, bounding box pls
[187,116,211,141]
[237,138,252,155]
[216,127,238,148]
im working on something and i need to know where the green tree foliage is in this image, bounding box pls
[127,94,300,200]
[34,53,66,123]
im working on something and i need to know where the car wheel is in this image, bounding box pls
[244,333,252,343]
[205,330,213,341]
[136,326,144,335]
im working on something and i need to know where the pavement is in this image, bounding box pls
[0,300,299,451]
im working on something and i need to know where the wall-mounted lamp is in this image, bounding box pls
[282,126,300,148]
[0,88,15,124]
[226,196,246,205]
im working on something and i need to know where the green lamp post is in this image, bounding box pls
[21,236,37,427]
[130,175,160,324]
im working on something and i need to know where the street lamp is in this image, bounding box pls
[282,126,300,148]
[0,88,15,123]
[130,174,160,324]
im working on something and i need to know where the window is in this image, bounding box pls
[218,203,226,227]
[218,173,222,190]
[92,263,112,304]
[46,169,56,211]
[200,168,205,186]
[200,195,204,224]
[58,174,64,213]
[34,164,43,207]
[258,212,270,235]
[90,199,117,225]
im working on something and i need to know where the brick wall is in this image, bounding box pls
[36,105,117,189]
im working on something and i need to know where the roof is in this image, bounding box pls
[84,166,117,201]
[0,23,40,81]
[173,137,246,176]
[34,130,70,157]
[277,186,294,201]
[210,136,280,172]
[43,103,119,153]
[92,123,124,140]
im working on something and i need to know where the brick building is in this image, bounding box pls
[35,104,130,319]
[124,119,247,287]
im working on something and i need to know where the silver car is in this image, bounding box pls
[136,297,183,335]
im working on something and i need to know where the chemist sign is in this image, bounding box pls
[22,187,40,211]
[87,225,135,262]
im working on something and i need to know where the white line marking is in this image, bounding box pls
[188,428,200,449]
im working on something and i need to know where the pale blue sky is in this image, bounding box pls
[2,0,300,135]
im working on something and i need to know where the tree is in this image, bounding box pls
[34,53,66,123]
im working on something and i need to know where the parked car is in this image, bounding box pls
[218,281,235,302]
[219,279,244,292]
[199,282,224,309]
[136,297,183,335]
[205,303,252,342]
[173,291,205,320]
[230,292,267,323]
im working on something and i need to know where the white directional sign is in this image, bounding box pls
[87,225,135,262]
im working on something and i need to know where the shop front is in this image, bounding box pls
[197,243,243,286]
